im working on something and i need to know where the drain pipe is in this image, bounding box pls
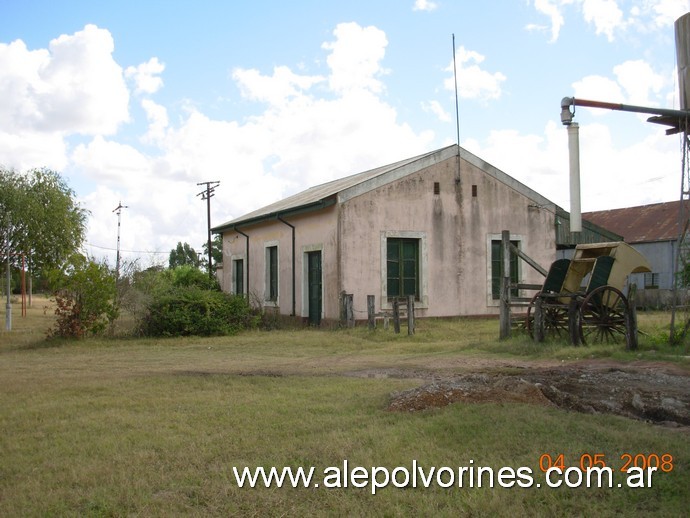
[234,227,249,298]
[277,216,296,316]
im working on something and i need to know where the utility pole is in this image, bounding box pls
[113,201,128,280]
[196,181,220,278]
[5,218,11,332]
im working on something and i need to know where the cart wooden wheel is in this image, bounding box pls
[526,292,570,340]
[578,286,633,347]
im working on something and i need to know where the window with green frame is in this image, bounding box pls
[491,239,519,300]
[387,238,419,299]
[266,246,278,301]
[233,259,244,295]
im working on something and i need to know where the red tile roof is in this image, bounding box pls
[582,200,686,243]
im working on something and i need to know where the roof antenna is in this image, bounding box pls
[452,33,460,150]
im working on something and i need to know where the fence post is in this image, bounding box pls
[499,230,511,339]
[393,298,400,334]
[345,294,354,328]
[533,295,544,342]
[568,296,580,345]
[627,283,638,350]
[407,295,415,335]
[367,295,375,330]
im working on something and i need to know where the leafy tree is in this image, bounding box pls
[169,242,199,269]
[201,234,223,270]
[47,254,118,338]
[0,168,87,278]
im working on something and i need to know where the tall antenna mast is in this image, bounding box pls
[452,33,461,148]
[113,201,128,280]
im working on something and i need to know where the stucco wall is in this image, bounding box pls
[220,152,558,321]
[337,155,557,317]
[220,205,338,320]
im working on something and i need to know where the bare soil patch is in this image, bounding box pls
[356,361,690,428]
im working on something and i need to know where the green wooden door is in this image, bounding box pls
[307,251,322,325]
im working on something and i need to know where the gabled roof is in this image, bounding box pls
[583,200,685,243]
[212,147,447,232]
[212,144,556,233]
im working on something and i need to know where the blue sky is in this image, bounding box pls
[1,0,689,264]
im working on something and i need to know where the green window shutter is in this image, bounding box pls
[387,238,419,299]
[234,259,244,295]
[268,246,278,301]
[491,240,519,300]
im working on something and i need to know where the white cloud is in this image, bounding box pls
[72,136,151,186]
[531,0,565,42]
[582,0,625,42]
[322,22,389,95]
[141,99,169,144]
[423,100,452,122]
[413,0,439,12]
[463,119,678,213]
[649,0,690,28]
[444,46,506,101]
[573,74,625,101]
[613,60,666,105]
[0,130,68,172]
[529,0,690,43]
[125,57,165,95]
[233,65,324,105]
[0,24,130,172]
[570,59,667,123]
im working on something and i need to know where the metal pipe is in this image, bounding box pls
[567,123,582,233]
[561,96,690,125]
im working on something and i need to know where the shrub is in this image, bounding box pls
[168,265,219,290]
[47,254,118,339]
[139,287,259,337]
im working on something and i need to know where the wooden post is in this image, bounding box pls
[499,230,511,339]
[345,294,354,328]
[627,283,638,350]
[533,295,544,342]
[393,298,400,334]
[407,295,415,335]
[367,295,375,330]
[568,296,580,345]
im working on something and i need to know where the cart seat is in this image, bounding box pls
[542,258,570,294]
[585,255,615,294]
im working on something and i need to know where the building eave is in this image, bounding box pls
[211,197,336,234]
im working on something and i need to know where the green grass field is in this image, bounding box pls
[0,298,688,516]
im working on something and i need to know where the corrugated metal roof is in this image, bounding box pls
[555,207,622,247]
[212,147,449,231]
[582,200,685,243]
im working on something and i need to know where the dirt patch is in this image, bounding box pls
[384,363,690,428]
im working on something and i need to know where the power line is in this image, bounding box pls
[86,242,168,255]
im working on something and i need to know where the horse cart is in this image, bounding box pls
[526,242,651,349]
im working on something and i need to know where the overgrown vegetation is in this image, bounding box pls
[139,288,258,337]
[47,254,118,339]
[116,262,260,338]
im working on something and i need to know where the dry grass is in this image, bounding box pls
[0,298,688,516]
